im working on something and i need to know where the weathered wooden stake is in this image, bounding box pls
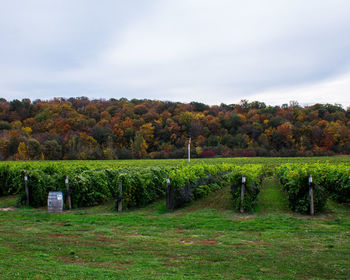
[188,138,191,163]
[24,171,29,206]
[166,177,171,211]
[240,175,246,213]
[309,175,314,216]
[65,176,72,210]
[117,183,123,212]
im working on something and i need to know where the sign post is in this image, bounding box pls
[166,177,171,211]
[309,175,314,216]
[24,171,29,206]
[240,175,246,213]
[188,138,191,163]
[117,183,123,212]
[65,176,72,210]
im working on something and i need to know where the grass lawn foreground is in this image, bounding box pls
[0,179,349,279]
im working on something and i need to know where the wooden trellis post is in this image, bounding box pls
[65,176,72,210]
[309,175,314,216]
[24,170,29,206]
[166,177,172,211]
[240,175,246,213]
[117,183,123,212]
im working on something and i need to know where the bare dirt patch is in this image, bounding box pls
[201,238,217,246]
[173,212,187,217]
[180,237,218,246]
[58,256,132,270]
[4,243,21,249]
[0,207,16,211]
[50,233,79,238]
[58,256,89,265]
[97,236,113,242]
[213,232,225,238]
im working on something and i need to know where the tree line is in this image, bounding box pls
[0,97,349,160]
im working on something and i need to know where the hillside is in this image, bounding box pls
[0,98,349,160]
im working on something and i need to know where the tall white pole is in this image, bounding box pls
[188,138,191,163]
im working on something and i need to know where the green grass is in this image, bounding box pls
[0,179,350,279]
[257,178,289,213]
[0,195,17,208]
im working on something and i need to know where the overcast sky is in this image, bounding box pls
[1,0,350,107]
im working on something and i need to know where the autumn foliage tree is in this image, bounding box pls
[0,98,348,160]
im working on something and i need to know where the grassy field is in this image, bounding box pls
[0,178,349,279]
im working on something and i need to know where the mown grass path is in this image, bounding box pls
[0,180,349,280]
[257,178,289,213]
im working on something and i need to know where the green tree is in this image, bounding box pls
[132,132,148,159]
[27,138,42,160]
[43,140,62,160]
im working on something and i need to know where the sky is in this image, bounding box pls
[0,0,350,107]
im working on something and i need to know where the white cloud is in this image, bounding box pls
[248,72,350,108]
[1,0,350,106]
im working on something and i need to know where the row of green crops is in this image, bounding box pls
[276,163,350,213]
[0,162,264,211]
[0,163,171,208]
[0,155,348,172]
[310,164,350,204]
[1,160,348,213]
[168,164,264,211]
[228,166,263,211]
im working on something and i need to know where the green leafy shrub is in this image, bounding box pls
[228,165,262,212]
[69,169,111,208]
[13,165,170,209]
[110,167,168,208]
[167,164,230,209]
[276,164,329,214]
[168,164,263,210]
[16,169,66,207]
[309,164,350,204]
[0,164,24,196]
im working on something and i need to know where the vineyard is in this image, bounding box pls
[0,157,350,279]
[276,163,350,213]
[0,156,349,214]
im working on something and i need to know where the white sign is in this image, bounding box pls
[65,177,69,184]
[24,175,28,181]
[166,178,170,184]
[242,176,246,183]
[57,194,63,201]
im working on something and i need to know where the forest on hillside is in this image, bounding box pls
[0,97,349,160]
